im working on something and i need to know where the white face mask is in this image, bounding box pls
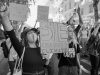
[27,30,38,43]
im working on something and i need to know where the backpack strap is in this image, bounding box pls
[9,44,12,51]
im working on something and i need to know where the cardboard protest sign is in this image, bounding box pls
[37,5,49,21]
[9,3,28,21]
[40,21,68,54]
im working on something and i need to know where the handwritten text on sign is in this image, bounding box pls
[9,3,28,21]
[40,22,68,54]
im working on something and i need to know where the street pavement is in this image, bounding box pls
[81,56,91,75]
[0,52,91,75]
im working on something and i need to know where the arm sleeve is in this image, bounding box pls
[6,30,23,57]
[74,25,81,36]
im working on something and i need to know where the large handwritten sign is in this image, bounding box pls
[40,21,68,54]
[37,6,49,21]
[9,3,28,21]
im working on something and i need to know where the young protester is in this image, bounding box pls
[57,6,83,75]
[58,26,81,75]
[67,6,83,37]
[0,5,49,75]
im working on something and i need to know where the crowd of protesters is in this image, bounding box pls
[0,3,100,75]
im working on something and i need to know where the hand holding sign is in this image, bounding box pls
[42,53,53,60]
[0,2,6,12]
[0,4,9,17]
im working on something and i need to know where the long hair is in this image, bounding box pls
[22,32,39,48]
[68,26,78,48]
[72,32,78,49]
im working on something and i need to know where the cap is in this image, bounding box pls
[21,28,38,39]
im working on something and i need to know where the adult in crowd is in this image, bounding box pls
[1,21,23,75]
[87,23,100,75]
[58,26,81,75]
[6,38,18,75]
[0,5,49,75]
[79,26,88,56]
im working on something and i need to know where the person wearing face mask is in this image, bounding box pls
[0,5,48,75]
[58,26,81,75]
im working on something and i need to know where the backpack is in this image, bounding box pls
[1,41,12,58]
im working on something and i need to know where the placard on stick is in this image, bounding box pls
[37,5,49,21]
[40,21,69,54]
[9,3,28,21]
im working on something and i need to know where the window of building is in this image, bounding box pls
[89,4,93,13]
[69,2,71,9]
[81,8,84,15]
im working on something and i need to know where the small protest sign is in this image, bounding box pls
[9,3,28,21]
[37,5,49,21]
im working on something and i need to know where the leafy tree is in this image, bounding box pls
[92,0,100,23]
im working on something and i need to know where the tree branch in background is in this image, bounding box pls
[92,24,100,36]
[93,0,100,23]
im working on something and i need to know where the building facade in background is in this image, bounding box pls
[60,0,100,24]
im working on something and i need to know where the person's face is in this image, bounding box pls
[26,30,38,43]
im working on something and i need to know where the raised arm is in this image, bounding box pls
[77,6,83,25]
[74,6,83,36]
[18,22,24,33]
[15,22,21,36]
[67,13,76,25]
[0,6,23,57]
[15,22,23,36]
